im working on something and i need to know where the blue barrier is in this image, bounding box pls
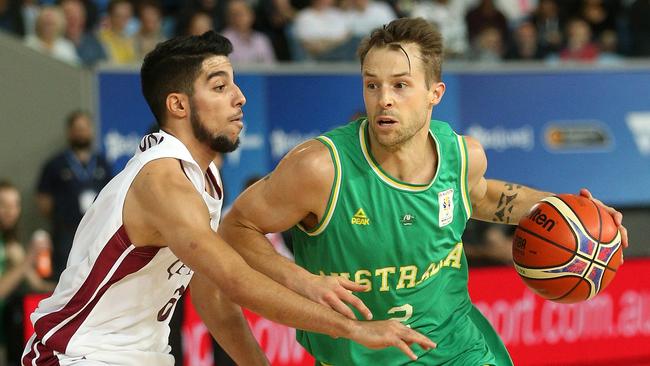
[99,68,650,206]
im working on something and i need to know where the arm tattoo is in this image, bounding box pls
[493,183,522,224]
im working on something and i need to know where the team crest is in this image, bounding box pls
[438,189,454,227]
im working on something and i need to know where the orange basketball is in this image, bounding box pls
[512,194,622,303]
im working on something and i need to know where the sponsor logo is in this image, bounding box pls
[465,125,534,151]
[400,213,415,226]
[528,208,556,232]
[544,121,612,152]
[626,112,650,156]
[351,208,370,225]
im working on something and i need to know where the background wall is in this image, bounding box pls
[0,32,95,235]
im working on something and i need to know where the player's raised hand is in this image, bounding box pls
[303,274,373,320]
[579,188,629,249]
[349,320,436,360]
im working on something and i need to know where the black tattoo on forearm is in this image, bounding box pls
[493,183,522,224]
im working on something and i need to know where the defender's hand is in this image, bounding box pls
[303,275,373,320]
[579,188,629,249]
[349,320,436,360]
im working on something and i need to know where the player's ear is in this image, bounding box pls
[166,93,189,119]
[429,82,446,106]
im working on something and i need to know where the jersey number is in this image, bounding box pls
[157,285,186,321]
[387,304,413,324]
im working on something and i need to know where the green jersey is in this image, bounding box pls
[292,119,512,365]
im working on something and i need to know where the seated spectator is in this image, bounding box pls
[465,0,509,46]
[468,26,505,62]
[0,180,55,363]
[61,0,107,67]
[254,0,296,61]
[505,20,545,60]
[185,11,213,36]
[341,0,395,39]
[98,0,137,64]
[493,0,537,25]
[463,220,514,267]
[410,0,468,58]
[529,0,564,54]
[628,0,650,56]
[579,0,616,40]
[222,0,275,64]
[25,5,80,65]
[560,18,599,62]
[0,0,26,36]
[597,29,623,64]
[293,0,353,61]
[134,0,165,60]
[175,0,226,36]
[21,0,39,36]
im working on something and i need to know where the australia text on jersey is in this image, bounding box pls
[318,243,463,292]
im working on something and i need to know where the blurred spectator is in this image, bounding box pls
[134,0,165,60]
[341,0,396,39]
[222,0,275,64]
[410,0,469,58]
[597,29,623,64]
[20,0,38,36]
[628,0,650,56]
[465,0,509,45]
[25,5,80,65]
[185,11,213,36]
[254,0,296,60]
[494,0,538,25]
[176,0,226,36]
[61,0,107,67]
[578,0,615,40]
[560,18,599,62]
[468,25,504,62]
[36,111,113,280]
[98,0,137,64]
[293,0,353,60]
[0,180,55,365]
[463,220,514,267]
[529,0,564,53]
[0,0,25,36]
[505,20,545,60]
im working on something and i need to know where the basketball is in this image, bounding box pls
[512,194,622,303]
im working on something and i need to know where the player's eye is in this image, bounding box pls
[366,83,377,90]
[395,82,407,89]
[214,85,226,92]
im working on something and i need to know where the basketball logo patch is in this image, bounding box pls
[438,189,454,227]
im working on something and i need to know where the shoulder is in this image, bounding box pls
[279,139,333,180]
[131,158,195,199]
[462,135,487,182]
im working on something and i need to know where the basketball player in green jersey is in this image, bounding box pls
[220,18,628,365]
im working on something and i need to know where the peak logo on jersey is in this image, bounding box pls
[438,188,454,227]
[351,208,370,225]
[401,213,415,226]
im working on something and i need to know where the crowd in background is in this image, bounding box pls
[1,0,650,66]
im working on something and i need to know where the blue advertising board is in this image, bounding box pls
[98,68,650,206]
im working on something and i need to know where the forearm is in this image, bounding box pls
[219,220,315,294]
[472,179,553,224]
[191,274,268,366]
[219,264,354,340]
